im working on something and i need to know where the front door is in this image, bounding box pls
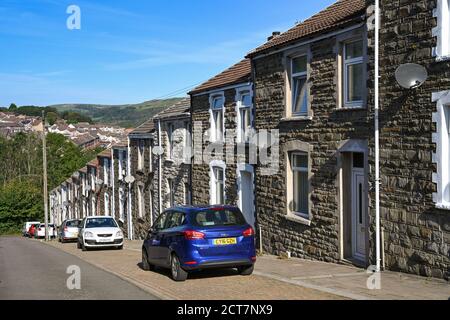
[239,170,255,228]
[351,153,366,261]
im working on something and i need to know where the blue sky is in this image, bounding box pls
[0,0,335,106]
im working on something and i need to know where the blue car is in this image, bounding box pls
[141,205,256,281]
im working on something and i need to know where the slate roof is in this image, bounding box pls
[129,118,155,135]
[247,0,366,57]
[154,98,190,120]
[97,148,112,158]
[189,59,252,95]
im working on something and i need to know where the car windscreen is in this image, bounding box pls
[85,218,117,228]
[190,208,247,227]
[66,220,79,227]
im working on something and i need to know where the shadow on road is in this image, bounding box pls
[136,262,241,280]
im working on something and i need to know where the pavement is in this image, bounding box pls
[43,238,449,300]
[0,236,158,300]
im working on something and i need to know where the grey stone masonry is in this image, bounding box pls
[366,0,450,279]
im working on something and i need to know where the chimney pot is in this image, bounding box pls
[267,31,281,41]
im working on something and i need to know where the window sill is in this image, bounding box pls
[281,116,312,122]
[284,214,311,226]
[436,55,450,62]
[435,202,450,211]
[336,106,366,111]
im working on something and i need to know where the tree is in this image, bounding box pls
[0,180,43,234]
[9,103,17,111]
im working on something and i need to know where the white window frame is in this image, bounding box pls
[209,93,225,143]
[287,150,310,220]
[290,54,309,116]
[138,185,144,218]
[138,140,145,171]
[118,150,124,180]
[209,160,226,205]
[167,123,174,160]
[343,39,364,108]
[104,193,110,216]
[90,168,96,191]
[119,187,125,221]
[434,0,450,59]
[432,91,450,209]
[236,87,253,143]
[184,122,192,163]
[168,179,175,208]
[148,143,153,172]
[103,158,109,186]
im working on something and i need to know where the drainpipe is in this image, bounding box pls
[374,0,381,272]
[158,119,163,215]
[127,137,133,240]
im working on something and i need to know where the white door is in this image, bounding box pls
[351,169,366,261]
[239,170,255,228]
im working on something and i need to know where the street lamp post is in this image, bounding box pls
[42,111,49,241]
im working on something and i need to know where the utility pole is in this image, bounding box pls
[42,110,49,241]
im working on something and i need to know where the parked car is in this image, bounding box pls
[77,216,123,251]
[141,205,256,281]
[28,223,40,238]
[23,221,40,237]
[35,224,57,239]
[58,219,81,243]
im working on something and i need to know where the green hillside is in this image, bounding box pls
[50,98,184,128]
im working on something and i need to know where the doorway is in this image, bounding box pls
[342,151,367,264]
[237,164,255,228]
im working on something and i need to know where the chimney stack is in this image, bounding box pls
[267,31,281,41]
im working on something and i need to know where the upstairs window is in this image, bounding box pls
[210,95,224,142]
[103,158,109,186]
[238,90,253,143]
[167,123,174,160]
[343,40,364,107]
[291,55,308,116]
[138,140,145,170]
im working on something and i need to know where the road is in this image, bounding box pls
[0,236,158,300]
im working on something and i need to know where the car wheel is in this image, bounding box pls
[171,254,188,281]
[77,240,81,249]
[237,264,254,276]
[116,245,123,250]
[81,242,88,251]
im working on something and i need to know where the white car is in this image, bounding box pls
[35,223,57,239]
[77,216,123,251]
[23,221,40,237]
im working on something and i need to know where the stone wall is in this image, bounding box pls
[154,116,191,211]
[253,26,371,263]
[129,138,156,239]
[368,0,450,279]
[191,87,254,207]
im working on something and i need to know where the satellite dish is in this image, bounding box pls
[395,63,428,89]
[124,175,135,184]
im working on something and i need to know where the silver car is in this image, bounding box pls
[58,219,81,243]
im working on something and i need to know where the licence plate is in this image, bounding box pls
[213,238,237,245]
[98,238,111,243]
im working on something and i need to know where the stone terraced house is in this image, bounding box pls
[128,118,157,240]
[189,59,256,227]
[49,0,449,279]
[111,140,130,238]
[153,98,192,212]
